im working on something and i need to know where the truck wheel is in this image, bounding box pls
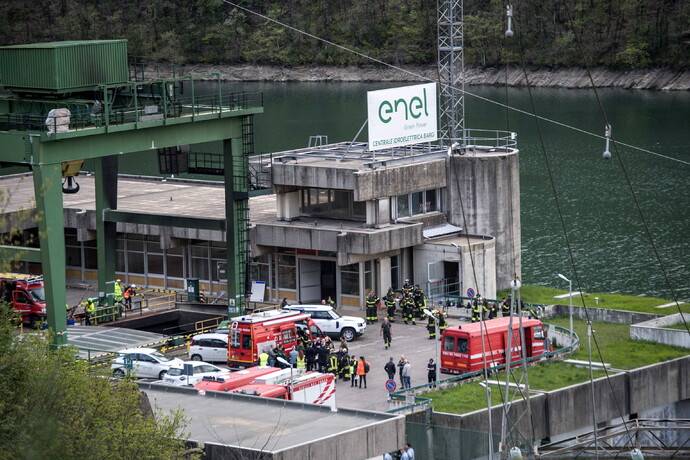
[341,327,356,342]
[158,370,167,380]
[191,354,202,361]
[113,368,126,379]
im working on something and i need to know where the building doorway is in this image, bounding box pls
[298,258,337,303]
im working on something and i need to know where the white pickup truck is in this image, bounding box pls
[284,304,366,341]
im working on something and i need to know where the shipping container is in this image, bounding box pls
[0,40,128,93]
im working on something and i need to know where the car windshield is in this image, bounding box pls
[30,287,45,302]
[150,351,172,362]
[329,310,341,319]
[167,368,184,376]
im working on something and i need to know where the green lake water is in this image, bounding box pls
[119,81,690,299]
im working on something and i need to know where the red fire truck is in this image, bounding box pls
[227,309,323,368]
[0,273,47,327]
[440,317,547,374]
[194,366,280,393]
[232,369,337,409]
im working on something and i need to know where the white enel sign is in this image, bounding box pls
[367,83,438,151]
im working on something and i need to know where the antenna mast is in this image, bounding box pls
[437,0,465,147]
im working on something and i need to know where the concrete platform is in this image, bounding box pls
[140,383,405,459]
[67,325,167,358]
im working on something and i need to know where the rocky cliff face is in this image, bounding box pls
[148,63,690,90]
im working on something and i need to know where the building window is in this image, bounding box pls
[390,255,400,291]
[364,260,373,291]
[65,229,81,268]
[166,244,184,278]
[251,255,271,285]
[341,263,359,296]
[395,188,444,219]
[277,254,296,289]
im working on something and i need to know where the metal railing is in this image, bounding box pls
[460,128,518,150]
[0,79,262,135]
[386,324,579,413]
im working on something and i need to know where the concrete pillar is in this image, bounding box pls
[277,191,300,221]
[378,256,392,295]
[366,198,391,228]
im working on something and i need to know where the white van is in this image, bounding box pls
[189,333,229,363]
[284,305,366,341]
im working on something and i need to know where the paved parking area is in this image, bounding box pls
[332,306,463,411]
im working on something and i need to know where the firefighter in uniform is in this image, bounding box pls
[349,355,357,387]
[471,298,482,323]
[341,354,352,381]
[328,353,339,375]
[501,297,511,317]
[384,288,397,321]
[488,301,498,319]
[426,310,437,339]
[438,308,448,334]
[413,285,426,320]
[401,293,416,325]
[365,290,380,324]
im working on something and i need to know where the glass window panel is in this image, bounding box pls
[128,252,145,274]
[166,244,184,255]
[117,251,126,272]
[364,261,372,290]
[352,201,366,220]
[397,195,410,218]
[390,255,400,290]
[192,257,209,280]
[146,241,163,254]
[147,254,164,275]
[426,189,438,212]
[66,246,81,267]
[412,191,424,215]
[83,238,97,248]
[191,244,208,258]
[340,263,359,296]
[166,255,183,278]
[84,248,97,269]
[210,248,226,260]
[127,240,144,252]
[64,229,79,245]
[116,238,125,250]
[278,256,296,289]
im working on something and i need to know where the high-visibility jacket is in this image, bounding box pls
[296,356,306,369]
[85,300,96,315]
[356,360,367,376]
[113,282,123,300]
[259,352,269,367]
[328,355,339,373]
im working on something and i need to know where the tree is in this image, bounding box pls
[0,303,193,460]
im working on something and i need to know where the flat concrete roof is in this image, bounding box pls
[272,141,448,171]
[140,383,405,458]
[426,233,495,247]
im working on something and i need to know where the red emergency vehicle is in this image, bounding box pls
[0,273,47,326]
[440,317,547,374]
[232,370,337,409]
[194,366,280,392]
[227,309,322,368]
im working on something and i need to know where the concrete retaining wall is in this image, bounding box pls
[630,313,690,349]
[409,356,690,459]
[542,304,659,324]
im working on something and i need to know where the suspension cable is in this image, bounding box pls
[221,0,690,167]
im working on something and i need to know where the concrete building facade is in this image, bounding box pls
[1,139,519,308]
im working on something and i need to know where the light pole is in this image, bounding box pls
[557,273,573,339]
[423,308,441,388]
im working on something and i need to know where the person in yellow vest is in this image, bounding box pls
[296,350,306,369]
[84,299,96,326]
[113,279,124,304]
[258,349,269,367]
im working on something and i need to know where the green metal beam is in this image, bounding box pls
[36,116,249,165]
[0,245,42,263]
[95,156,118,298]
[32,164,67,346]
[104,210,226,231]
[224,137,248,315]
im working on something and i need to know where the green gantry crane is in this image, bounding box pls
[0,40,262,345]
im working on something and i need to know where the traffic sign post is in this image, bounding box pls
[385,379,397,393]
[467,288,476,298]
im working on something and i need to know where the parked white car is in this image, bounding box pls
[189,333,228,363]
[162,361,229,386]
[111,348,183,380]
[284,304,366,341]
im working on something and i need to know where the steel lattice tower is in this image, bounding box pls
[437,0,465,146]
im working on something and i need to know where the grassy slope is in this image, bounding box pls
[499,284,690,314]
[426,318,688,414]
